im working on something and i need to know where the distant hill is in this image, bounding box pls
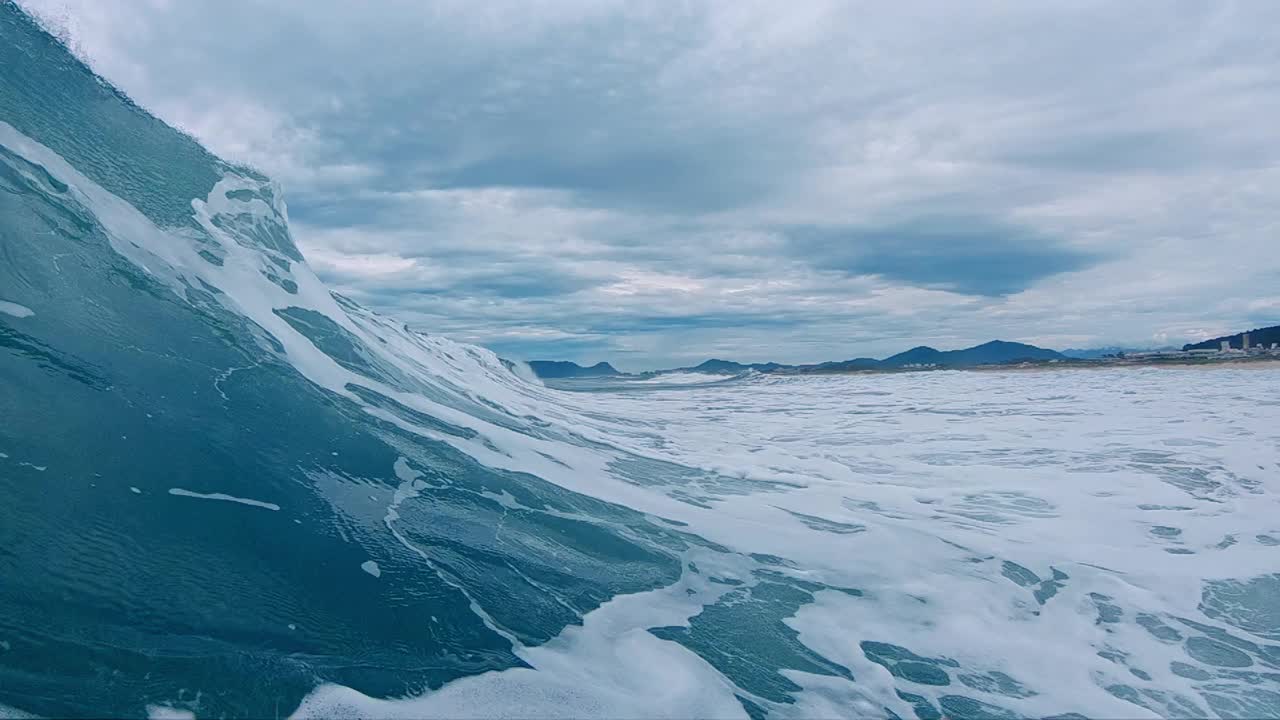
[879,341,1065,368]
[526,360,621,379]
[1182,325,1280,351]
[685,359,787,374]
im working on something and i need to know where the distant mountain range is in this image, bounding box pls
[524,340,1065,379]
[672,341,1062,376]
[523,324,1280,380]
[1182,324,1280,351]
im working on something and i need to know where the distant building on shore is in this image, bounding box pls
[1243,332,1251,350]
[1221,340,1231,352]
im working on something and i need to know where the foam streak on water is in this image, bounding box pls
[0,300,34,318]
[167,487,281,511]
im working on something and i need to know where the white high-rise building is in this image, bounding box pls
[1242,332,1251,349]
[1221,340,1231,352]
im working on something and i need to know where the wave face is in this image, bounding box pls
[0,6,696,716]
[3,4,1280,718]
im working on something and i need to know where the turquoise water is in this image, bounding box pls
[3,4,1280,718]
[0,6,687,715]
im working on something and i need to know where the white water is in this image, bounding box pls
[302,367,1280,719]
[145,706,196,720]
[631,371,738,385]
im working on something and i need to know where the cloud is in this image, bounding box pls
[788,217,1100,296]
[16,0,1280,369]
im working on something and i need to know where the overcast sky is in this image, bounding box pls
[21,0,1280,370]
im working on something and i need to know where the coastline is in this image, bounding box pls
[966,355,1280,374]
[765,354,1280,377]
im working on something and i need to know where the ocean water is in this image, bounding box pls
[2,4,1280,718]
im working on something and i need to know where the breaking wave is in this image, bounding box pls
[2,5,1279,718]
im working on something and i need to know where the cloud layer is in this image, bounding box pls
[21,0,1280,369]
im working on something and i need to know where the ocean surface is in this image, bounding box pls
[3,5,1280,718]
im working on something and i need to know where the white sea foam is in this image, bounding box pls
[167,487,280,511]
[0,300,34,318]
[145,705,195,720]
[300,366,1280,719]
[360,560,381,578]
[296,552,750,720]
[0,702,37,719]
[631,371,737,385]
